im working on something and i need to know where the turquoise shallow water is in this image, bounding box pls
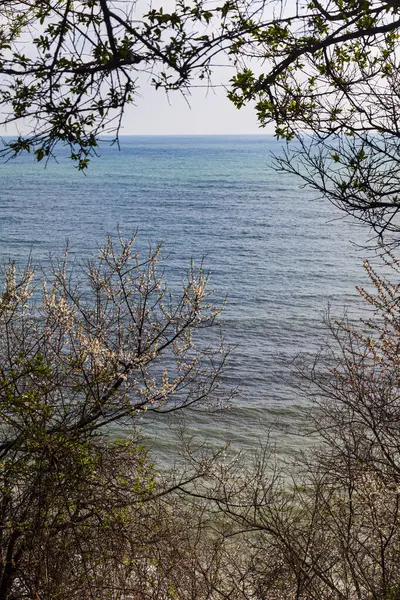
[0,135,372,460]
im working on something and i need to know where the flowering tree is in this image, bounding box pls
[0,232,228,598]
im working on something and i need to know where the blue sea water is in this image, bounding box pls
[0,135,372,459]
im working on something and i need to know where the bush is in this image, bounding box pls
[184,251,400,600]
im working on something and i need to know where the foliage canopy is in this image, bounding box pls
[224,0,400,241]
[3,0,400,240]
[0,0,256,168]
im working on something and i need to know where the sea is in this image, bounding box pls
[0,135,374,462]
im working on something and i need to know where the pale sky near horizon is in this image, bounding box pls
[1,79,270,137]
[120,82,269,135]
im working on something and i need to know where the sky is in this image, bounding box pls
[113,0,273,135]
[120,81,267,135]
[1,78,267,137]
